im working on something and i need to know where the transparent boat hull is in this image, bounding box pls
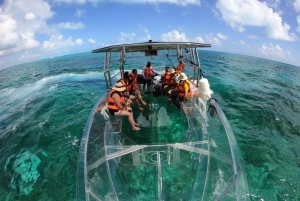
[77,88,249,201]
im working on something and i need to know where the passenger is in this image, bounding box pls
[173,73,191,111]
[165,68,177,104]
[129,69,147,110]
[142,61,158,93]
[161,67,171,94]
[153,75,163,97]
[168,68,177,89]
[176,59,186,74]
[118,71,136,103]
[107,82,141,131]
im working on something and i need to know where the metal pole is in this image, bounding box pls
[196,48,201,87]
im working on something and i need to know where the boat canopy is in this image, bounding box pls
[91,41,211,90]
[92,41,211,53]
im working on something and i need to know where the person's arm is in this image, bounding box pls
[151,67,159,75]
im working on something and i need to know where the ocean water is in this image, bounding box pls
[0,51,300,201]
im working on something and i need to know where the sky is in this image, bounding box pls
[1,0,300,70]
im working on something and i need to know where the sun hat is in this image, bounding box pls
[169,68,175,74]
[178,73,188,80]
[112,82,126,91]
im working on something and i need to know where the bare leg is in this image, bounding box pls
[136,99,144,110]
[114,109,140,130]
[135,89,146,105]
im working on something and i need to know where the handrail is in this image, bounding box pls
[76,93,107,201]
[157,152,164,201]
[209,99,249,201]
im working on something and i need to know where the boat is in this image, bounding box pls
[76,41,249,200]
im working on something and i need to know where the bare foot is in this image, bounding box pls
[138,107,144,110]
[132,126,141,131]
[141,100,147,105]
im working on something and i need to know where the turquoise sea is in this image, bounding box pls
[0,50,300,201]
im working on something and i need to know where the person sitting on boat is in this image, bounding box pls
[142,61,159,93]
[165,67,178,104]
[173,73,191,111]
[129,69,147,110]
[176,59,186,74]
[161,67,171,94]
[118,71,136,103]
[107,82,141,131]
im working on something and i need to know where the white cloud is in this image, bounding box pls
[265,0,281,10]
[117,32,137,42]
[58,22,85,30]
[76,38,83,45]
[297,15,300,32]
[138,24,152,39]
[146,34,151,40]
[195,36,205,43]
[43,34,75,50]
[161,30,189,42]
[75,9,86,17]
[19,51,41,62]
[52,0,201,6]
[294,0,300,12]
[25,13,36,20]
[205,33,221,45]
[240,40,246,44]
[0,0,55,56]
[248,34,258,39]
[217,33,227,39]
[257,43,291,59]
[216,0,297,41]
[53,0,87,5]
[160,31,222,45]
[89,39,96,43]
[154,5,165,13]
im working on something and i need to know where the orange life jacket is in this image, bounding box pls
[129,72,138,92]
[169,74,176,86]
[144,66,153,79]
[176,80,191,98]
[176,62,185,74]
[163,72,171,84]
[107,90,125,110]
